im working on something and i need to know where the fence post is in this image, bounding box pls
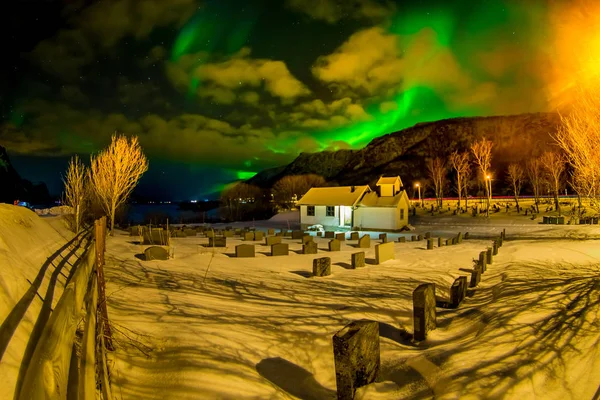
[95,217,114,350]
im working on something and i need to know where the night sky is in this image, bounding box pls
[0,0,594,201]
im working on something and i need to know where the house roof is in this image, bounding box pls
[376,176,401,186]
[358,190,408,208]
[296,186,370,206]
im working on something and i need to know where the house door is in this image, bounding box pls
[343,206,353,226]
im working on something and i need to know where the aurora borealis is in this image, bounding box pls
[0,0,596,200]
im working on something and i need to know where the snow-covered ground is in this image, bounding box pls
[1,204,599,399]
[103,209,600,400]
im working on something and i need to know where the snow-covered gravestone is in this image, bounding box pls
[329,239,341,252]
[424,232,431,239]
[413,283,436,341]
[417,234,423,241]
[144,246,169,261]
[292,230,304,239]
[313,257,331,277]
[223,230,234,238]
[457,232,463,243]
[350,232,359,240]
[375,242,394,264]
[411,235,417,242]
[302,235,313,244]
[398,236,406,243]
[351,252,365,268]
[243,231,253,241]
[336,233,346,241]
[478,251,487,273]
[486,248,493,265]
[464,232,470,240]
[358,235,370,248]
[332,320,380,400]
[254,231,265,241]
[303,241,318,254]
[325,231,335,238]
[427,238,434,250]
[265,236,282,246]
[235,244,255,258]
[492,240,498,255]
[450,276,468,308]
[470,260,481,287]
[438,237,442,247]
[271,243,288,256]
[378,233,387,243]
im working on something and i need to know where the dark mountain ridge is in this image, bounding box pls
[0,145,52,204]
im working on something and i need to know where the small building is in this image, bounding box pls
[296,176,410,231]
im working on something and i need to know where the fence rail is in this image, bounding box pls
[17,216,112,400]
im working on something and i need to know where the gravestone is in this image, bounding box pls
[411,235,417,242]
[336,233,346,241]
[450,276,468,308]
[130,225,143,236]
[492,240,498,256]
[470,267,481,288]
[302,235,313,244]
[332,320,380,400]
[464,232,470,240]
[271,243,289,256]
[206,230,215,238]
[183,229,196,237]
[398,236,406,243]
[143,230,169,245]
[325,231,335,239]
[292,230,304,240]
[350,232,359,240]
[275,232,283,237]
[378,233,388,243]
[208,237,226,247]
[375,242,394,264]
[144,246,169,261]
[223,230,234,238]
[502,228,506,239]
[445,239,451,246]
[254,231,265,241]
[557,216,565,225]
[329,239,341,252]
[265,236,282,246]
[451,237,456,245]
[284,230,292,237]
[303,241,318,254]
[313,257,331,277]
[417,234,423,241]
[225,226,232,230]
[317,231,323,237]
[243,232,254,241]
[498,235,503,247]
[267,228,275,235]
[427,238,434,250]
[486,248,493,264]
[235,244,255,258]
[457,232,463,244]
[438,237,442,247]
[358,235,370,248]
[478,251,487,273]
[351,252,365,268]
[424,232,431,239]
[413,283,436,341]
[543,215,549,224]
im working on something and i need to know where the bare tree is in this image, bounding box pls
[426,157,447,209]
[555,82,600,210]
[470,138,493,216]
[506,163,524,213]
[221,182,263,221]
[449,151,470,210]
[272,174,326,209]
[62,155,88,233]
[462,166,472,210]
[540,151,566,216]
[89,134,149,235]
[526,158,544,213]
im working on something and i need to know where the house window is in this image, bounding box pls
[307,206,315,216]
[326,206,335,217]
[400,208,405,220]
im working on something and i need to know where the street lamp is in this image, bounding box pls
[415,182,422,208]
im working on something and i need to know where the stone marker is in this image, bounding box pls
[284,230,292,237]
[275,232,283,237]
[351,252,365,268]
[450,276,468,308]
[378,233,388,243]
[325,231,335,239]
[470,267,481,288]
[358,235,370,248]
[271,243,289,256]
[143,230,169,245]
[411,235,417,242]
[424,232,431,239]
[329,238,341,252]
[464,232,470,240]
[332,320,380,400]
[267,228,274,235]
[375,242,394,264]
[130,225,143,236]
[492,240,498,256]
[350,232,359,240]
[302,235,313,244]
[336,233,346,241]
[445,239,451,246]
[457,232,463,244]
[292,230,304,240]
[398,236,406,243]
[144,246,169,261]
[223,230,234,238]
[498,236,503,247]
[451,237,456,245]
[417,234,423,241]
[236,244,255,258]
[313,257,331,277]
[486,248,493,264]
[438,237,442,247]
[427,238,434,250]
[243,231,254,241]
[303,241,318,254]
[413,283,436,341]
[479,251,487,273]
[208,237,226,247]
[254,231,265,241]
[265,236,282,246]
[502,228,506,239]
[317,231,323,237]
[183,229,196,237]
[206,230,215,238]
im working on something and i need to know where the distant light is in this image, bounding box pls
[191,200,197,203]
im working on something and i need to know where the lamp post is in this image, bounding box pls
[415,182,422,208]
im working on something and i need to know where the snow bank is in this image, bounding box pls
[34,205,73,216]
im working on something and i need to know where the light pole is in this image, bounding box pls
[415,182,422,208]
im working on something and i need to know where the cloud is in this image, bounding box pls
[285,0,396,24]
[166,48,311,104]
[276,97,372,130]
[29,0,197,80]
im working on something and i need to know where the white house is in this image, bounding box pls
[296,176,410,231]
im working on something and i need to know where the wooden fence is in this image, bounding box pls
[18,216,113,400]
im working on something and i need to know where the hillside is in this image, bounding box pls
[249,112,561,193]
[0,146,52,204]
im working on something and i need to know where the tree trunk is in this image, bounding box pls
[554,192,561,216]
[75,204,80,234]
[514,195,520,213]
[110,201,116,236]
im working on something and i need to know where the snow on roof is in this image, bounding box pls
[376,176,402,186]
[296,185,370,206]
[359,190,407,207]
